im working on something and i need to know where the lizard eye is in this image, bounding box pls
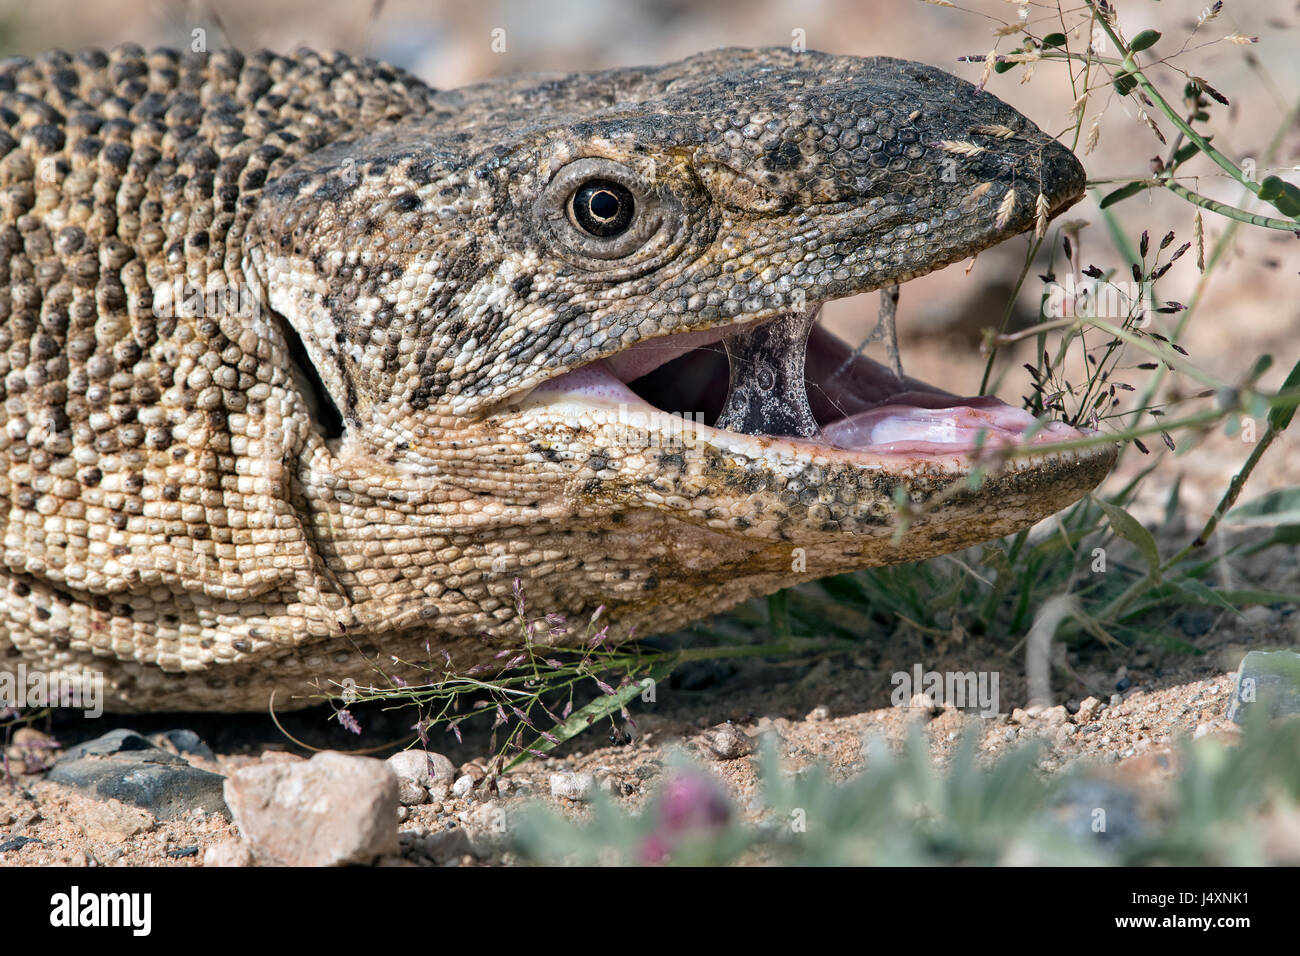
[570,180,635,237]
[536,156,677,265]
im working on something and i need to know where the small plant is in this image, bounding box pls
[315,580,857,781]
[512,713,1300,866]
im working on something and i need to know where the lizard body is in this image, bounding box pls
[0,45,1114,711]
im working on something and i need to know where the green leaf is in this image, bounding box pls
[1043,33,1067,48]
[503,657,677,771]
[1259,176,1300,219]
[1100,181,1147,209]
[1113,71,1138,96]
[1267,355,1300,432]
[1161,474,1183,531]
[1172,578,1239,612]
[1171,140,1202,167]
[1130,30,1161,52]
[994,60,1016,74]
[1095,495,1161,573]
[1224,486,1300,527]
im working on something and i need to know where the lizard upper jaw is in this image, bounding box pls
[528,304,1094,468]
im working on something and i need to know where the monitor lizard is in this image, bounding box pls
[0,45,1115,711]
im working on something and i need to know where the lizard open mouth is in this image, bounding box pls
[529,300,1092,467]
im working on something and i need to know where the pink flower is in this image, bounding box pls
[638,768,732,864]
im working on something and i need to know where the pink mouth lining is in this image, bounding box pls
[528,317,1093,461]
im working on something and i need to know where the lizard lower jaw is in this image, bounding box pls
[529,309,1104,471]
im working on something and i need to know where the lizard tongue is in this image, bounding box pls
[715,307,820,438]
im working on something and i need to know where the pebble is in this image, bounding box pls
[74,799,155,842]
[223,751,398,866]
[202,839,254,868]
[805,705,830,721]
[698,723,752,760]
[549,771,597,802]
[1076,696,1103,722]
[386,751,434,806]
[422,826,471,863]
[1241,605,1274,628]
[48,729,228,821]
[1041,705,1069,726]
[451,775,475,799]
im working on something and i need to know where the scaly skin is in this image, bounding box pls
[0,45,1114,711]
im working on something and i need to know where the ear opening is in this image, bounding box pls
[272,308,345,440]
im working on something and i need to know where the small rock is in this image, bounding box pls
[1180,609,1215,637]
[451,775,475,799]
[466,800,506,833]
[48,729,227,821]
[5,727,59,774]
[422,826,471,863]
[1010,708,1030,725]
[0,835,42,853]
[223,751,398,866]
[1242,605,1274,628]
[396,781,427,806]
[458,761,487,783]
[386,751,436,806]
[75,798,155,842]
[165,846,199,859]
[698,723,752,760]
[1042,705,1069,726]
[805,705,830,721]
[426,752,456,784]
[908,692,939,715]
[1076,696,1103,723]
[549,771,596,802]
[152,729,216,763]
[203,839,254,868]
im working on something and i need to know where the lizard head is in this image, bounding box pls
[249,47,1114,641]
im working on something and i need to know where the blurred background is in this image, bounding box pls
[0,0,1297,516]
